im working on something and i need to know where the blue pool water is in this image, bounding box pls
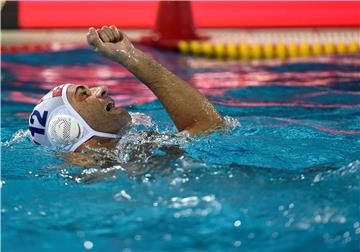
[2,46,360,251]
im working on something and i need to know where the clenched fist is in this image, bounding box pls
[87,25,136,65]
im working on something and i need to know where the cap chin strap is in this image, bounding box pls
[62,84,121,152]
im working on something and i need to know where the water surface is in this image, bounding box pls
[2,47,360,251]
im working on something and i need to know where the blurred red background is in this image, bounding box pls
[18,1,360,29]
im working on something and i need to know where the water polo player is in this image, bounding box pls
[29,26,224,156]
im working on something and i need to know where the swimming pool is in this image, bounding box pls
[2,46,360,251]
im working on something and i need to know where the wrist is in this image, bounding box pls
[116,47,140,69]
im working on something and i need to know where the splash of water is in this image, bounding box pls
[129,112,155,127]
[310,160,360,185]
[1,129,29,147]
[224,115,241,128]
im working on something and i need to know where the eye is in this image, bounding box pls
[75,86,91,100]
[81,89,91,96]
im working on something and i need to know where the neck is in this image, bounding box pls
[76,136,119,152]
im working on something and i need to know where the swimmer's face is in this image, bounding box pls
[67,84,131,134]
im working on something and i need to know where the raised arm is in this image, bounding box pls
[87,26,224,135]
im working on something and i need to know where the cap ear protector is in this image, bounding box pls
[48,115,84,145]
[29,84,122,152]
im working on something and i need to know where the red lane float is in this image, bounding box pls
[18,1,360,29]
[1,43,83,54]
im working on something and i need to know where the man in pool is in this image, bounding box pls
[29,26,224,161]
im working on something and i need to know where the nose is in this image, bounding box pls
[93,86,108,98]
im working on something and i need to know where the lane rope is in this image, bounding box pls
[178,31,360,59]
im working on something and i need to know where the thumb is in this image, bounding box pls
[87,27,104,51]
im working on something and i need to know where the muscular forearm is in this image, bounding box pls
[87,26,224,135]
[122,48,224,133]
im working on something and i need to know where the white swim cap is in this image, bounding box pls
[29,84,120,152]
